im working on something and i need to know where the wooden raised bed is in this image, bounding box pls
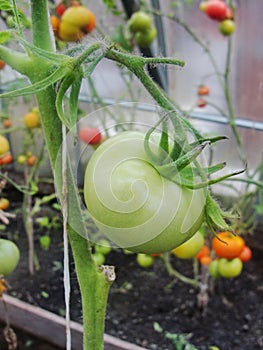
[0,294,148,350]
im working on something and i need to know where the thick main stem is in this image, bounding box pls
[29,1,113,349]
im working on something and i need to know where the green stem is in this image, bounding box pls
[162,253,198,287]
[29,1,114,349]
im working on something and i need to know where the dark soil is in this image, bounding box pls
[1,182,263,350]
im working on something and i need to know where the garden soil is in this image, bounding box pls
[0,181,263,350]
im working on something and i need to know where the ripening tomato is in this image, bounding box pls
[239,245,252,263]
[172,231,204,259]
[129,12,152,33]
[84,131,206,254]
[0,152,13,166]
[198,85,210,96]
[199,1,208,12]
[85,9,96,33]
[27,155,37,166]
[212,231,245,259]
[0,239,20,276]
[219,19,235,36]
[0,135,9,156]
[200,255,212,265]
[196,98,207,108]
[79,127,101,145]
[2,119,12,128]
[135,26,157,48]
[17,154,27,164]
[50,15,60,34]
[218,257,243,278]
[196,244,210,261]
[0,198,10,211]
[205,0,228,21]
[23,110,40,128]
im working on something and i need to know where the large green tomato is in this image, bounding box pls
[84,131,206,254]
[171,230,204,259]
[0,239,20,276]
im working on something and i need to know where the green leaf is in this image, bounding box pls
[0,0,12,11]
[0,30,12,44]
[0,65,69,98]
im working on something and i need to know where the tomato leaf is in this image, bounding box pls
[0,65,68,98]
[0,30,12,44]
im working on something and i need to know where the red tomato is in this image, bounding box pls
[0,153,13,166]
[239,245,252,263]
[56,3,67,17]
[205,0,228,21]
[212,231,245,259]
[79,127,101,145]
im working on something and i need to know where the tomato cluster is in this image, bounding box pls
[128,11,157,48]
[200,0,235,36]
[51,1,96,42]
[198,231,252,279]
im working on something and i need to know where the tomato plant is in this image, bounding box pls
[218,257,243,278]
[212,231,245,259]
[172,231,204,259]
[84,131,206,254]
[219,19,235,36]
[0,239,20,276]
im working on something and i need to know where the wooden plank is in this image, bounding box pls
[0,295,148,350]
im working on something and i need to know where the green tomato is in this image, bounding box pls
[218,257,243,278]
[172,231,204,259]
[0,239,20,276]
[135,26,157,48]
[93,252,105,266]
[129,11,152,33]
[219,19,235,36]
[84,131,206,254]
[136,254,154,268]
[95,239,112,255]
[208,259,220,278]
[39,235,51,251]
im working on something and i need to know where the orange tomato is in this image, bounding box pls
[198,85,210,96]
[196,245,210,261]
[2,119,12,128]
[239,245,252,263]
[212,231,245,259]
[23,110,40,128]
[0,198,10,211]
[27,155,37,166]
[50,15,60,34]
[0,153,13,166]
[200,255,212,265]
[85,9,96,33]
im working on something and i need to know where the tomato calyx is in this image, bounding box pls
[142,111,242,235]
